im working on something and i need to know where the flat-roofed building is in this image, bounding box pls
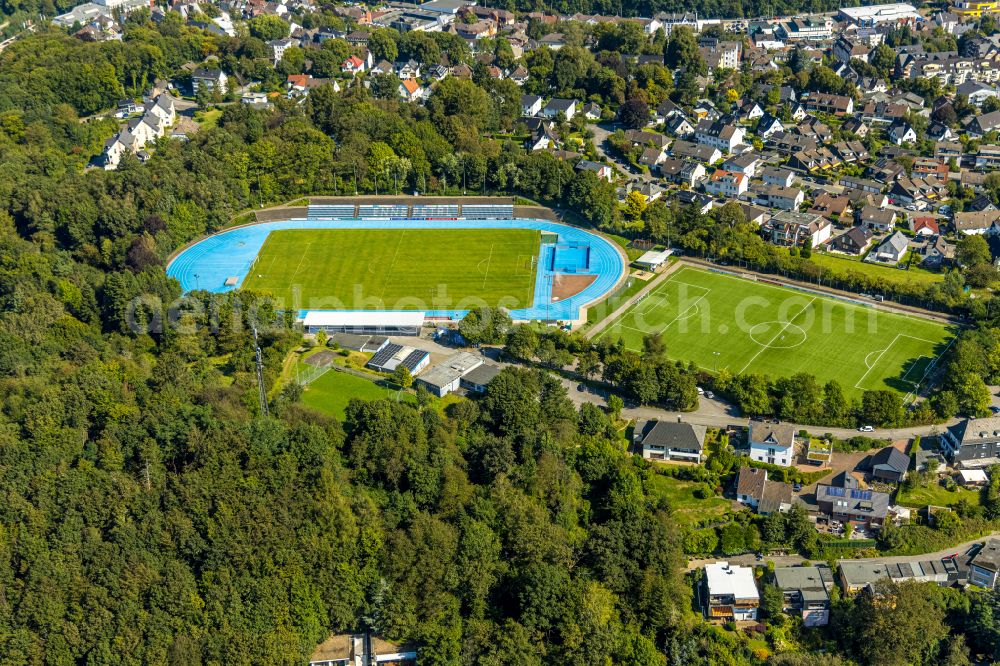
[416,351,483,397]
[703,562,760,620]
[302,311,424,336]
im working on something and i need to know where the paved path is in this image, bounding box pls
[685,533,1000,571]
[590,123,655,184]
[584,261,682,339]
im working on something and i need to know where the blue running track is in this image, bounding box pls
[166,214,626,321]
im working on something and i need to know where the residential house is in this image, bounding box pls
[735,466,767,509]
[740,203,769,226]
[624,129,670,151]
[869,446,909,483]
[753,184,804,211]
[749,423,795,467]
[520,94,542,117]
[269,37,295,63]
[805,92,854,116]
[842,116,870,137]
[398,78,423,102]
[756,113,784,138]
[766,131,817,154]
[969,110,1000,137]
[816,471,890,527]
[910,217,940,236]
[670,140,722,164]
[192,68,228,94]
[858,206,897,232]
[665,114,695,137]
[957,80,1000,106]
[833,35,871,64]
[966,194,997,212]
[976,144,1000,169]
[829,226,873,255]
[922,234,954,267]
[773,566,832,627]
[969,539,1000,588]
[761,166,795,188]
[542,98,576,120]
[759,480,795,515]
[575,159,613,181]
[581,102,601,120]
[942,416,1000,467]
[840,175,883,195]
[722,152,761,178]
[954,210,1000,235]
[867,230,910,263]
[660,158,707,187]
[833,140,870,163]
[935,141,964,160]
[509,65,529,85]
[809,193,853,221]
[887,120,918,145]
[639,146,666,171]
[703,562,760,621]
[704,169,749,197]
[694,119,745,154]
[767,211,832,249]
[633,419,707,463]
[341,55,367,76]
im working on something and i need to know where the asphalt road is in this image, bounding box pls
[686,533,1000,571]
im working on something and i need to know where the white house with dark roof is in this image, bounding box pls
[633,419,707,463]
[520,94,542,117]
[749,423,795,467]
[542,98,577,120]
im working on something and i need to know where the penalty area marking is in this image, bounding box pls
[853,333,940,391]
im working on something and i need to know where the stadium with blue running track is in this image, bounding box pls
[166,204,628,325]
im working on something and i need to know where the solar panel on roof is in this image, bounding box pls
[826,486,845,497]
[401,350,427,372]
[369,343,403,369]
[850,489,873,500]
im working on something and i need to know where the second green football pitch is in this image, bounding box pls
[241,228,540,310]
[597,266,956,398]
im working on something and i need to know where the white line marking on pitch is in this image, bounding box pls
[739,297,816,375]
[481,243,495,290]
[379,229,407,303]
[854,333,943,390]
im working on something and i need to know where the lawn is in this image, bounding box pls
[809,251,943,286]
[241,228,540,311]
[298,365,414,419]
[646,473,731,527]
[194,108,223,129]
[895,482,980,508]
[597,265,956,399]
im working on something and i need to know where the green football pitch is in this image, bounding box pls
[241,228,540,310]
[597,266,956,399]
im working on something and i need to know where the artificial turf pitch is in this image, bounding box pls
[598,266,955,398]
[241,228,540,310]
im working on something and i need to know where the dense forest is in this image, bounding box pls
[0,15,999,664]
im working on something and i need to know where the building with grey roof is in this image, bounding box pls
[633,420,707,463]
[869,446,910,483]
[816,472,890,526]
[943,416,1000,468]
[459,363,501,394]
[970,539,1000,588]
[415,352,483,397]
[773,566,833,626]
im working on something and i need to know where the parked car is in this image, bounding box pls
[697,386,705,395]
[859,425,875,432]
[705,391,714,399]
[792,483,802,492]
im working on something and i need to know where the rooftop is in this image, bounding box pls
[705,562,759,600]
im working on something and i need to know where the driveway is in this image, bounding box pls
[590,123,656,184]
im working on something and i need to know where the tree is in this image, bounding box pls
[391,364,413,389]
[249,14,289,40]
[459,307,512,345]
[368,28,399,63]
[718,522,746,555]
[957,234,993,267]
[861,390,903,426]
[370,73,402,100]
[847,580,951,666]
[505,325,539,362]
[760,583,785,622]
[606,394,624,420]
[619,97,650,130]
[664,27,705,76]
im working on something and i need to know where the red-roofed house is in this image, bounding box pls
[704,169,749,197]
[342,55,367,76]
[398,78,424,102]
[910,217,940,237]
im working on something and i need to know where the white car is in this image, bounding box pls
[858,425,875,433]
[697,387,705,395]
